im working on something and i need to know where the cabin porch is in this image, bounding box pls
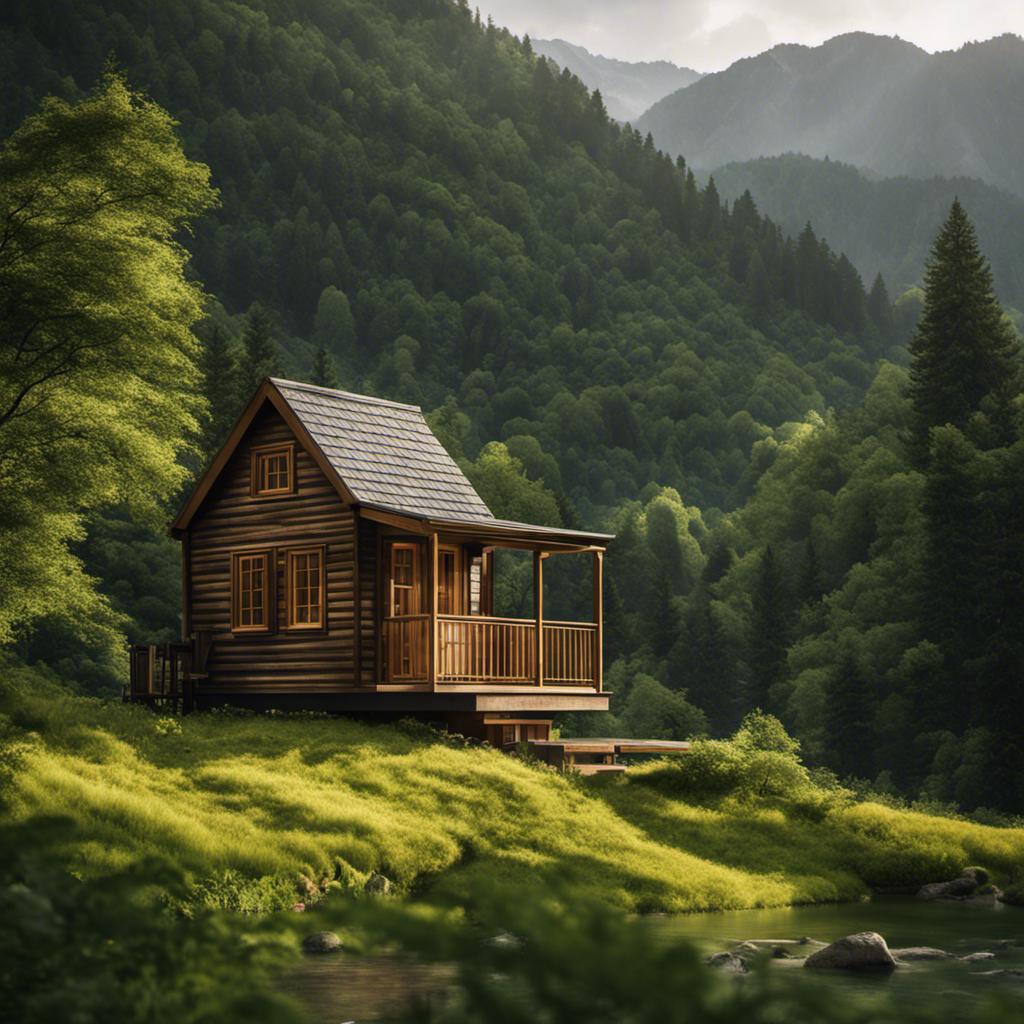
[377,531,605,692]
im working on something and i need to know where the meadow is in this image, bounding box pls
[4,661,1023,917]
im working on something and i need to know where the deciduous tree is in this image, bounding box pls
[0,72,216,642]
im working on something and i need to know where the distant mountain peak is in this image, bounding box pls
[636,32,1024,199]
[532,38,701,121]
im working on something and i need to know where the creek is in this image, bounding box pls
[288,897,1024,1023]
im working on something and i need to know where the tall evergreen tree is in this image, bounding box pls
[239,303,281,395]
[198,325,242,458]
[746,545,789,713]
[309,342,339,389]
[906,198,1021,466]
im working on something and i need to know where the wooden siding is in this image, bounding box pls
[187,405,358,689]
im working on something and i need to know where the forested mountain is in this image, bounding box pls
[532,38,701,121]
[0,0,892,520]
[712,153,1024,307]
[637,32,1024,199]
[3,0,1022,815]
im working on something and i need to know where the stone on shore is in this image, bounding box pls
[302,931,343,953]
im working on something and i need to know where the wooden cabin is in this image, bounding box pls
[129,378,612,745]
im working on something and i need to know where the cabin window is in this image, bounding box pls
[286,547,325,628]
[438,546,460,614]
[232,550,272,630]
[468,555,483,615]
[250,443,295,498]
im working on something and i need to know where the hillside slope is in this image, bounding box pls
[5,666,1024,914]
[638,32,1024,199]
[713,153,1024,305]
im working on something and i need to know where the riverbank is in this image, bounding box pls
[4,662,1024,917]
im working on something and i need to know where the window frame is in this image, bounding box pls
[250,442,296,499]
[284,545,327,630]
[231,548,275,632]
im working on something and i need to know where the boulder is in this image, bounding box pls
[804,932,897,970]
[729,941,768,961]
[302,931,343,954]
[958,887,1003,908]
[705,952,748,973]
[364,872,392,895]
[891,947,957,961]
[917,875,977,900]
[961,952,997,962]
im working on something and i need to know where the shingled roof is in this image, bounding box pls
[271,379,494,523]
[172,378,611,548]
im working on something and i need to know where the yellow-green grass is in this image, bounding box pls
[4,665,1024,914]
[597,780,1024,901]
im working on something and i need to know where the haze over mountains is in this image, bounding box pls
[636,31,1024,199]
[713,154,1024,310]
[532,37,701,121]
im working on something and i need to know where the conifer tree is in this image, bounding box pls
[309,342,339,389]
[198,325,242,458]
[746,545,789,712]
[907,199,1021,466]
[239,303,280,395]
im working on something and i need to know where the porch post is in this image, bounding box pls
[534,550,545,687]
[428,532,438,690]
[593,549,604,691]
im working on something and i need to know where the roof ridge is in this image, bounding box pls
[269,378,423,413]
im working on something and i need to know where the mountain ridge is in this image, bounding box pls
[532,37,701,120]
[637,32,1024,198]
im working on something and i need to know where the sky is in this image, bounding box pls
[472,0,1024,72]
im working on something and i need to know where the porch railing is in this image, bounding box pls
[383,615,597,686]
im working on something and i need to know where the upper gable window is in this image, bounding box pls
[250,443,295,498]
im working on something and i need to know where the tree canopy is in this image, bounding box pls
[0,71,216,642]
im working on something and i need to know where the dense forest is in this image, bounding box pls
[712,152,1024,312]
[1,0,1022,816]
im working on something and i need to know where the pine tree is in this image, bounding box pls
[309,342,339,389]
[239,303,281,395]
[198,325,242,458]
[746,545,790,713]
[907,199,1022,466]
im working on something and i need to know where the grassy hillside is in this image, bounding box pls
[4,662,1023,918]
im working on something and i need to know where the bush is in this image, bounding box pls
[634,713,810,800]
[0,817,305,1024]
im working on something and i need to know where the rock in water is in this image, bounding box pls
[705,952,748,973]
[891,947,957,961]
[804,932,897,970]
[302,931,343,953]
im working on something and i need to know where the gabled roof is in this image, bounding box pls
[171,378,612,550]
[272,379,494,522]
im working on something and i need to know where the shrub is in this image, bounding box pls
[633,713,810,800]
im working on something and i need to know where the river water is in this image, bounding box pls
[289,897,1024,1023]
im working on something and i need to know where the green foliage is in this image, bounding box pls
[324,887,925,1024]
[619,673,708,741]
[0,817,305,1024]
[635,713,809,800]
[907,199,1022,465]
[0,71,215,645]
